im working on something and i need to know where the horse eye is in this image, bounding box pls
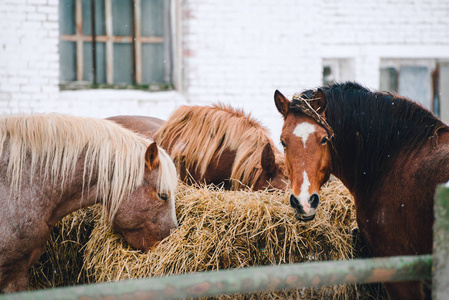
[280,140,287,148]
[321,137,328,145]
[157,193,169,201]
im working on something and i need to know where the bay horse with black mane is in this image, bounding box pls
[275,82,449,300]
[111,104,288,191]
[0,114,178,293]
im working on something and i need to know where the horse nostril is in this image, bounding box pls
[309,193,319,209]
[290,194,299,208]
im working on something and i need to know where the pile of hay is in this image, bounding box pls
[82,180,363,299]
[30,179,386,299]
[29,208,96,289]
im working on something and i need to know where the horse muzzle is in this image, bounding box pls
[289,193,319,222]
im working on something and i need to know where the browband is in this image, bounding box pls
[291,93,334,139]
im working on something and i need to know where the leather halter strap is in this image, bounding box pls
[291,93,334,139]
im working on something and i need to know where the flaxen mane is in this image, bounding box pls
[0,114,177,220]
[154,104,283,190]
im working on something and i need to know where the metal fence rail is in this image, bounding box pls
[2,255,431,300]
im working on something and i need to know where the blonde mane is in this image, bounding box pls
[0,114,177,220]
[154,104,284,190]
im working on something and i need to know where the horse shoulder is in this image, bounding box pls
[0,183,53,291]
[356,139,449,258]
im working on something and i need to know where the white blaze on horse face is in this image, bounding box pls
[293,122,316,147]
[296,170,312,214]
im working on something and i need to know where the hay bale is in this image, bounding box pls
[29,207,97,289]
[82,180,373,299]
[29,179,387,299]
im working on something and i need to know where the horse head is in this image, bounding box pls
[253,143,288,190]
[111,142,178,252]
[274,89,333,221]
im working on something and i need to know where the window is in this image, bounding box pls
[322,58,355,87]
[438,63,449,122]
[380,59,449,123]
[398,66,431,109]
[59,0,172,90]
[379,67,398,93]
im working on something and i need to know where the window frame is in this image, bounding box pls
[379,58,449,118]
[322,58,355,86]
[59,0,173,91]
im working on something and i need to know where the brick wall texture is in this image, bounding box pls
[1,0,449,141]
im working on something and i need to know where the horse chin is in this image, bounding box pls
[295,213,316,222]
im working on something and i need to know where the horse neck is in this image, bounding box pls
[48,162,104,227]
[327,125,391,199]
[324,86,449,197]
[329,119,449,201]
[29,152,101,226]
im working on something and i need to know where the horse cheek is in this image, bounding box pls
[319,147,332,185]
[139,208,177,252]
[122,228,153,252]
[113,219,161,252]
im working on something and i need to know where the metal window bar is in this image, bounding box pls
[91,0,97,85]
[135,0,142,84]
[131,0,137,85]
[105,0,113,84]
[75,0,83,81]
[164,0,172,84]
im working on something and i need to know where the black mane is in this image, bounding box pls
[293,82,448,196]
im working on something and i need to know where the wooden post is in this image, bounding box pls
[433,183,449,298]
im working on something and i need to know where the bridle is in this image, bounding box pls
[291,94,334,140]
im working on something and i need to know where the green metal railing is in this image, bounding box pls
[2,184,448,300]
[2,255,432,300]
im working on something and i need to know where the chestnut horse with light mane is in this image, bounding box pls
[111,104,288,191]
[0,114,178,293]
[275,82,449,300]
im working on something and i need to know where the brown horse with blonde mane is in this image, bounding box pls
[155,104,288,190]
[275,82,449,300]
[111,105,287,190]
[0,114,178,292]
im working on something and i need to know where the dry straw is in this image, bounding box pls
[29,207,96,289]
[31,179,386,299]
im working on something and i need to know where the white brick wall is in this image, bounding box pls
[1,0,449,143]
[182,1,323,141]
[0,0,59,111]
[181,0,449,142]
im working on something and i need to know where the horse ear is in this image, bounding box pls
[274,90,290,118]
[261,143,276,175]
[145,142,160,170]
[311,89,327,116]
